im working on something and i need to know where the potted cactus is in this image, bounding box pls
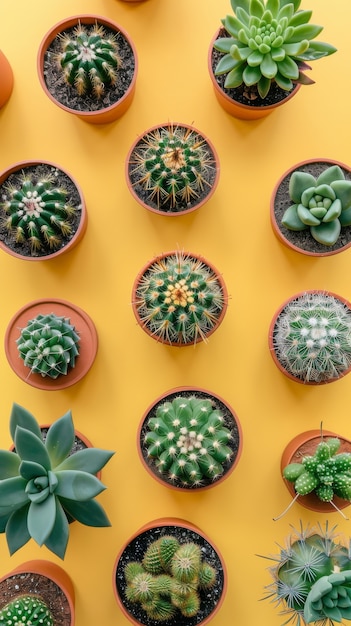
[0,160,87,260]
[0,49,14,109]
[261,522,351,625]
[0,560,75,626]
[113,518,227,626]
[271,159,351,256]
[0,403,114,559]
[4,298,98,390]
[131,250,228,346]
[137,387,242,490]
[208,0,337,120]
[126,123,220,215]
[268,290,351,384]
[37,14,138,125]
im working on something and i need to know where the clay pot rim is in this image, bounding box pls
[0,49,14,109]
[137,386,243,491]
[4,298,98,390]
[131,250,228,347]
[270,157,351,257]
[125,122,220,216]
[268,289,351,385]
[0,159,87,261]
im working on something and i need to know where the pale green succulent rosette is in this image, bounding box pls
[304,571,351,623]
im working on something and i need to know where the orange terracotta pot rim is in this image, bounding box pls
[131,250,228,347]
[0,159,87,261]
[137,386,243,491]
[125,122,220,216]
[0,49,14,109]
[270,158,351,257]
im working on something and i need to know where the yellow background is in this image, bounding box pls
[0,0,350,625]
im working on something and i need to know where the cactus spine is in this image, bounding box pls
[0,595,53,626]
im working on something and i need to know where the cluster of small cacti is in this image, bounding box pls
[134,251,226,345]
[56,23,119,98]
[130,124,216,211]
[0,595,53,626]
[0,171,77,253]
[263,523,351,624]
[272,292,351,383]
[16,312,80,379]
[124,535,217,621]
[144,395,233,487]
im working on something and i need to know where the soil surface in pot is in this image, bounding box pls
[272,161,351,254]
[43,23,135,113]
[0,573,71,626]
[115,525,225,626]
[139,390,241,489]
[0,163,83,258]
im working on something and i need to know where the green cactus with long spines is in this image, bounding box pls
[16,312,80,379]
[272,292,351,383]
[57,23,119,98]
[129,124,216,211]
[0,172,77,254]
[0,595,53,626]
[144,395,234,487]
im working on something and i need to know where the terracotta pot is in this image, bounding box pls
[0,160,87,261]
[271,158,351,257]
[0,50,14,109]
[137,386,243,491]
[125,122,220,216]
[281,430,351,513]
[0,560,75,626]
[37,15,138,125]
[131,250,228,346]
[4,298,98,390]
[113,518,227,626]
[268,290,351,385]
[208,29,300,121]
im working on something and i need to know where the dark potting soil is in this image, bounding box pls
[0,572,71,626]
[272,161,351,254]
[0,163,83,258]
[115,525,225,626]
[139,389,241,490]
[42,22,135,113]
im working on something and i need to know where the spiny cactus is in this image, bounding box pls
[129,124,217,212]
[0,595,53,626]
[56,22,119,98]
[0,170,77,254]
[282,165,351,246]
[124,536,217,622]
[16,312,80,379]
[143,395,234,487]
[133,251,227,345]
[261,522,351,625]
[272,291,351,383]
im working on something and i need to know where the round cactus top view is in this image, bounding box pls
[0,596,53,626]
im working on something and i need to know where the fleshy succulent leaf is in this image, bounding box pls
[55,448,114,474]
[10,403,42,441]
[0,450,21,479]
[15,426,51,470]
[27,494,56,546]
[55,471,106,501]
[60,497,112,527]
[310,220,341,246]
[5,504,31,555]
[45,410,75,467]
[43,499,69,559]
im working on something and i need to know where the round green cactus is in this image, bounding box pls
[214,0,336,99]
[16,312,80,379]
[57,22,119,98]
[281,165,351,246]
[0,595,53,626]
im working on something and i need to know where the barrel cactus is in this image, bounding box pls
[0,595,53,626]
[16,312,80,379]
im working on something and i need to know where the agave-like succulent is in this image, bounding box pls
[0,403,114,559]
[214,0,337,99]
[281,165,351,246]
[0,596,53,626]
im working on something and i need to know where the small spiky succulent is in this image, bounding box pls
[129,124,217,212]
[214,0,336,99]
[124,536,217,622]
[282,165,351,246]
[56,22,119,98]
[0,595,53,626]
[0,171,77,254]
[143,395,234,487]
[133,251,227,345]
[271,291,351,383]
[261,522,351,625]
[16,312,80,379]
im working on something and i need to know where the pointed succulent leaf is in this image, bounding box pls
[10,403,42,441]
[15,427,51,470]
[316,165,345,185]
[274,71,293,91]
[299,41,337,60]
[277,3,294,22]
[282,41,309,57]
[44,411,75,467]
[339,206,351,227]
[257,75,271,98]
[43,499,69,559]
[5,504,31,555]
[55,448,114,474]
[249,0,264,19]
[310,220,341,246]
[19,460,47,481]
[297,70,315,85]
[289,171,316,203]
[247,50,264,66]
[282,204,308,231]
[230,0,250,12]
[212,37,234,54]
[0,450,21,479]
[265,0,279,18]
[331,180,351,210]
[223,15,243,38]
[27,494,56,546]
[243,63,261,85]
[285,24,323,44]
[224,64,246,88]
[214,53,238,75]
[289,9,313,27]
[297,204,321,226]
[323,199,342,222]
[271,47,285,63]
[236,6,251,27]
[55,470,106,501]
[276,55,299,80]
[60,497,111,527]
[0,476,28,507]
